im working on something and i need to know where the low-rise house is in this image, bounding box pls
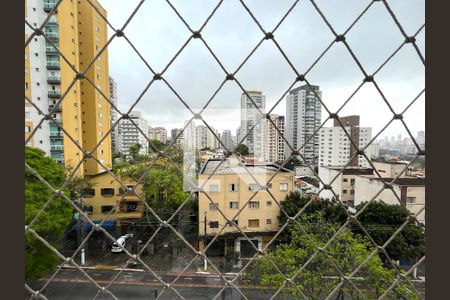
[81,171,144,230]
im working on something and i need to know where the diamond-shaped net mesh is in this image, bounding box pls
[25,0,424,299]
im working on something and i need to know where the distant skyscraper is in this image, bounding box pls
[117,111,149,157]
[154,127,167,143]
[319,125,374,168]
[416,131,425,150]
[109,77,119,154]
[285,85,322,165]
[265,114,285,162]
[240,91,266,160]
[171,128,183,146]
[195,125,219,150]
[221,129,234,150]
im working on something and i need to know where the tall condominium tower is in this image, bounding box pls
[265,114,285,163]
[25,0,112,176]
[109,76,119,154]
[285,85,322,165]
[221,129,234,150]
[240,91,266,160]
[117,111,149,157]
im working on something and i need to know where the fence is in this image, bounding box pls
[25,0,425,299]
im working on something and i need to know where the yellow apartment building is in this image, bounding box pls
[25,0,111,176]
[81,171,145,228]
[198,155,294,258]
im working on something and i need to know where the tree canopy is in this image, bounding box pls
[25,147,73,280]
[234,144,249,156]
[244,213,419,299]
[279,192,425,262]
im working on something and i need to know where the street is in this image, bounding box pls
[26,267,425,300]
[26,268,276,300]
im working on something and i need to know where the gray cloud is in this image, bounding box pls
[99,0,424,138]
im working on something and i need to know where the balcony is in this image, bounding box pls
[45,46,59,54]
[46,61,60,70]
[49,131,63,138]
[48,104,62,112]
[48,90,61,97]
[47,76,61,84]
[43,1,57,12]
[49,118,62,124]
[45,31,59,39]
[50,144,64,151]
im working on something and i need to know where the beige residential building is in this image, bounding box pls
[81,171,144,228]
[354,177,425,225]
[198,155,294,258]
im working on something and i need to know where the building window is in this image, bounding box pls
[406,197,416,204]
[248,219,259,228]
[267,200,272,206]
[101,205,114,214]
[343,178,348,182]
[228,220,238,226]
[248,183,259,191]
[208,184,219,192]
[100,188,115,196]
[279,183,288,191]
[209,203,219,211]
[266,219,272,225]
[209,221,219,228]
[25,126,31,133]
[81,188,95,197]
[229,183,239,192]
[350,179,355,185]
[229,202,239,209]
[343,190,347,194]
[350,190,355,195]
[248,201,260,209]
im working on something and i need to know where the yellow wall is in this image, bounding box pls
[82,172,144,223]
[58,0,84,176]
[198,167,294,238]
[78,0,112,175]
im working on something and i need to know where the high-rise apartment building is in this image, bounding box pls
[265,114,285,163]
[117,111,149,157]
[171,128,183,146]
[319,126,374,168]
[195,125,219,150]
[285,85,322,166]
[154,127,167,143]
[240,91,266,160]
[221,129,234,150]
[25,0,112,176]
[109,76,118,154]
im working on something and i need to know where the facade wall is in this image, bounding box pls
[82,172,144,223]
[78,0,112,175]
[240,91,266,160]
[198,170,294,238]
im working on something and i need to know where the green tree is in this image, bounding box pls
[25,147,73,280]
[243,213,419,299]
[128,143,144,162]
[355,201,425,261]
[279,192,348,241]
[148,139,166,154]
[234,144,249,156]
[284,156,303,170]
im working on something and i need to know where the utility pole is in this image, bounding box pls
[77,196,85,265]
[203,211,207,271]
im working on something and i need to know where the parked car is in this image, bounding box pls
[111,234,133,253]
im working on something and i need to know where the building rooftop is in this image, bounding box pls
[200,156,292,175]
[362,176,425,186]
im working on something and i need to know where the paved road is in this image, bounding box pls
[26,268,425,300]
[26,268,276,300]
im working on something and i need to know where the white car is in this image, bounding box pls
[111,234,133,253]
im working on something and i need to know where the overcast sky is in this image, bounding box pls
[98,0,424,140]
